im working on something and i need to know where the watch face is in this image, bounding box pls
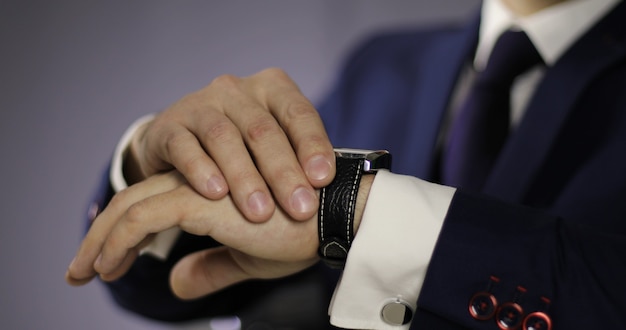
[334,148,391,171]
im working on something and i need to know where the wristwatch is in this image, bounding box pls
[318,148,391,269]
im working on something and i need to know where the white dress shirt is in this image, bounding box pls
[109,0,620,328]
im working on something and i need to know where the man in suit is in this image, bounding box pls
[67,0,626,328]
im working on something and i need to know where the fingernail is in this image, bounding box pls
[291,187,318,214]
[247,191,270,216]
[68,257,77,271]
[207,175,226,195]
[306,155,332,181]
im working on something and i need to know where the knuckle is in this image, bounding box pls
[259,67,288,79]
[103,229,124,251]
[300,133,328,148]
[268,164,301,185]
[235,167,259,183]
[124,203,147,226]
[284,101,317,124]
[228,167,260,188]
[164,130,188,157]
[245,118,280,143]
[202,118,239,144]
[179,154,205,176]
[108,190,130,211]
[209,74,241,90]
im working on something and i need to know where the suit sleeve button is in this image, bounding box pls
[523,312,552,330]
[469,292,498,320]
[496,302,524,329]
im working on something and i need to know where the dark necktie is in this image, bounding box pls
[441,30,543,191]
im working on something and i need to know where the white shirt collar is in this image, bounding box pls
[475,0,621,70]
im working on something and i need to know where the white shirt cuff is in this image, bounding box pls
[328,171,456,330]
[109,114,155,192]
[109,114,180,261]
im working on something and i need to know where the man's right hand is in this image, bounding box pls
[125,68,336,222]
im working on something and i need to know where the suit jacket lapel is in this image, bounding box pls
[484,2,626,201]
[407,17,480,178]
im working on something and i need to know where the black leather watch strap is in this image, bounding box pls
[318,156,364,269]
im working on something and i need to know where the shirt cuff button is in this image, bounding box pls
[381,298,413,325]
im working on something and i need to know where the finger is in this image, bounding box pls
[66,172,184,285]
[99,248,139,282]
[255,68,336,188]
[94,180,239,276]
[170,246,317,300]
[219,102,313,221]
[94,187,192,276]
[143,120,228,199]
[65,267,96,286]
[169,247,252,300]
[97,233,154,282]
[183,102,275,222]
[183,76,275,222]
[209,72,319,221]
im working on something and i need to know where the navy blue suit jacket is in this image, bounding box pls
[94,3,626,329]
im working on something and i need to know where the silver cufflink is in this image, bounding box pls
[381,298,413,326]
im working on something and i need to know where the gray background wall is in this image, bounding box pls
[0,1,480,329]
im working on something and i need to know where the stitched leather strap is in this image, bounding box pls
[318,156,363,269]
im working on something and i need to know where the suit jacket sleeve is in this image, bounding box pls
[417,191,626,328]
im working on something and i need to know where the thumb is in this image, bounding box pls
[169,246,252,300]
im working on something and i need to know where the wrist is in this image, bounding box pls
[353,174,374,235]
